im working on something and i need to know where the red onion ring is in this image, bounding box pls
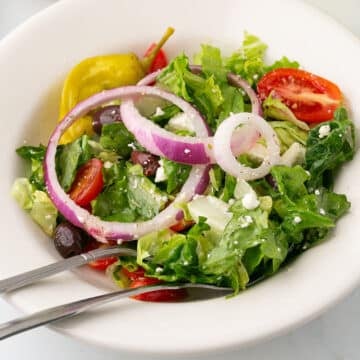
[118,69,260,165]
[44,86,210,243]
[213,112,280,180]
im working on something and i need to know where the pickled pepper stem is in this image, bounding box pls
[141,27,175,72]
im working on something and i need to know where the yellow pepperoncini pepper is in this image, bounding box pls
[58,27,174,144]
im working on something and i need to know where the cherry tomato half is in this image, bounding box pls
[69,158,104,207]
[170,218,194,232]
[144,43,168,73]
[84,242,118,271]
[257,68,342,123]
[121,267,146,281]
[130,277,187,302]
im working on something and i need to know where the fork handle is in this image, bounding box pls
[0,247,136,293]
[0,284,184,340]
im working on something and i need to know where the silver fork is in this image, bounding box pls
[0,246,231,340]
[0,283,231,340]
[0,246,137,293]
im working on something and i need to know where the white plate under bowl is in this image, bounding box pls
[0,0,359,355]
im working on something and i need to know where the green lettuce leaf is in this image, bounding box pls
[16,144,46,190]
[56,135,92,191]
[100,122,135,158]
[157,53,224,129]
[92,163,136,222]
[270,165,350,244]
[161,158,191,194]
[263,94,309,131]
[127,164,168,220]
[305,107,355,190]
[225,32,267,86]
[11,178,57,236]
[265,56,300,72]
[270,121,308,153]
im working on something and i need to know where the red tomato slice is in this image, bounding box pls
[130,277,187,302]
[84,242,118,271]
[144,43,168,73]
[88,257,118,271]
[257,68,342,123]
[170,218,194,232]
[121,267,146,281]
[69,158,104,207]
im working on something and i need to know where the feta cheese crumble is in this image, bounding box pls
[154,107,165,117]
[318,124,331,139]
[154,160,167,183]
[242,192,260,210]
[294,216,302,224]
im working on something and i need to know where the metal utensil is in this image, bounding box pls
[0,283,231,340]
[0,246,137,293]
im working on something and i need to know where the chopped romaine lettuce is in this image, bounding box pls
[263,94,309,131]
[270,121,308,153]
[16,144,46,190]
[225,33,267,86]
[11,178,57,235]
[11,178,34,210]
[56,135,92,191]
[305,107,355,190]
[100,122,135,158]
[127,164,168,220]
[161,158,191,194]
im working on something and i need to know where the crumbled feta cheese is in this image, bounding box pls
[183,261,189,266]
[319,208,326,215]
[167,113,195,132]
[155,266,163,273]
[104,161,113,169]
[127,142,136,150]
[117,239,123,245]
[154,107,165,117]
[242,192,260,210]
[239,215,253,228]
[294,216,302,224]
[155,164,167,183]
[314,189,320,195]
[318,124,331,138]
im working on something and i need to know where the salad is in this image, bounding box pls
[12,28,355,302]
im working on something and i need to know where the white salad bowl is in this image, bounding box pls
[0,0,359,355]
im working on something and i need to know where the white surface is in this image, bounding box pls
[0,0,359,359]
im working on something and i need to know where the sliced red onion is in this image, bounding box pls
[120,80,262,164]
[213,112,280,180]
[44,85,210,243]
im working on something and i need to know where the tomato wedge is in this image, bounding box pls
[257,68,342,123]
[130,277,187,302]
[88,256,118,271]
[84,242,118,271]
[123,267,188,302]
[144,43,168,73]
[170,218,194,232]
[69,158,104,207]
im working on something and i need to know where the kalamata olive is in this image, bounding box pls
[92,105,122,134]
[265,174,278,190]
[53,222,87,258]
[130,150,160,177]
